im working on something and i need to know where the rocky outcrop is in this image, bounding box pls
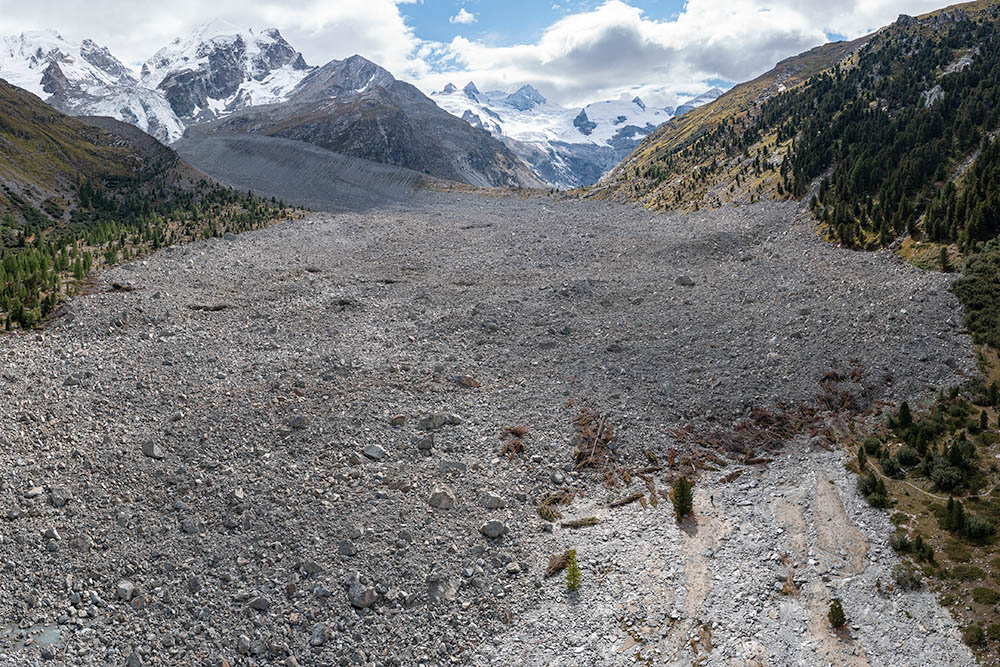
[573,109,597,135]
[193,56,542,188]
[142,22,311,122]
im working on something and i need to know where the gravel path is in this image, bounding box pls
[0,193,976,666]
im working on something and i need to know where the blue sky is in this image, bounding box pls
[402,1,687,46]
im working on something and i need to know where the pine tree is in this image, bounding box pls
[953,499,966,535]
[671,477,694,521]
[949,442,964,468]
[898,402,913,430]
[981,411,989,432]
[857,446,867,470]
[565,549,582,592]
[946,496,967,534]
[940,246,952,272]
[828,598,846,629]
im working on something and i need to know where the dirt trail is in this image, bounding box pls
[673,491,732,663]
[681,491,732,618]
[813,474,868,574]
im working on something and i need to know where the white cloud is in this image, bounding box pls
[411,0,950,107]
[0,0,427,78]
[0,0,956,109]
[449,8,477,25]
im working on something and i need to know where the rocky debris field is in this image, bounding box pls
[478,444,975,666]
[0,192,978,666]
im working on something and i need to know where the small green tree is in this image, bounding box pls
[981,410,989,432]
[946,496,967,534]
[671,477,694,521]
[940,246,952,273]
[857,445,867,470]
[828,598,846,629]
[898,402,913,430]
[915,534,934,563]
[893,562,923,590]
[565,549,582,592]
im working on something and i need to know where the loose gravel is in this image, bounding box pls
[0,192,977,666]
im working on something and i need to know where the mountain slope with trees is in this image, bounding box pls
[597,0,1000,348]
[597,0,1000,251]
[0,79,288,329]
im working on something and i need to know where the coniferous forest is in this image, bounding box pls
[0,176,289,330]
[0,80,290,330]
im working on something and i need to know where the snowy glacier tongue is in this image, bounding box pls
[430,82,721,188]
[433,82,720,149]
[0,30,186,143]
[437,84,663,146]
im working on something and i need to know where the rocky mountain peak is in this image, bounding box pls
[141,22,314,121]
[632,96,646,111]
[505,84,546,111]
[463,81,480,100]
[78,38,135,83]
[288,54,394,104]
[441,83,458,94]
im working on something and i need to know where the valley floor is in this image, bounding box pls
[0,192,978,665]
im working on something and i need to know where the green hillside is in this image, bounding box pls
[0,79,290,329]
[598,0,1000,250]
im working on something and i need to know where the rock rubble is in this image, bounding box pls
[0,192,976,665]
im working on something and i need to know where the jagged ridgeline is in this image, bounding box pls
[0,79,288,329]
[601,0,1000,252]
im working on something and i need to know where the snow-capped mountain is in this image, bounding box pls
[0,22,314,143]
[0,30,184,142]
[438,83,673,149]
[141,20,312,122]
[0,22,724,189]
[674,87,724,116]
[431,82,721,188]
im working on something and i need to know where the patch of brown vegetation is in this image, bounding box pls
[500,425,528,460]
[572,408,615,469]
[545,550,571,578]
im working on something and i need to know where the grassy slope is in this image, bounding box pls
[591,37,869,208]
[0,79,147,218]
[595,0,999,212]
